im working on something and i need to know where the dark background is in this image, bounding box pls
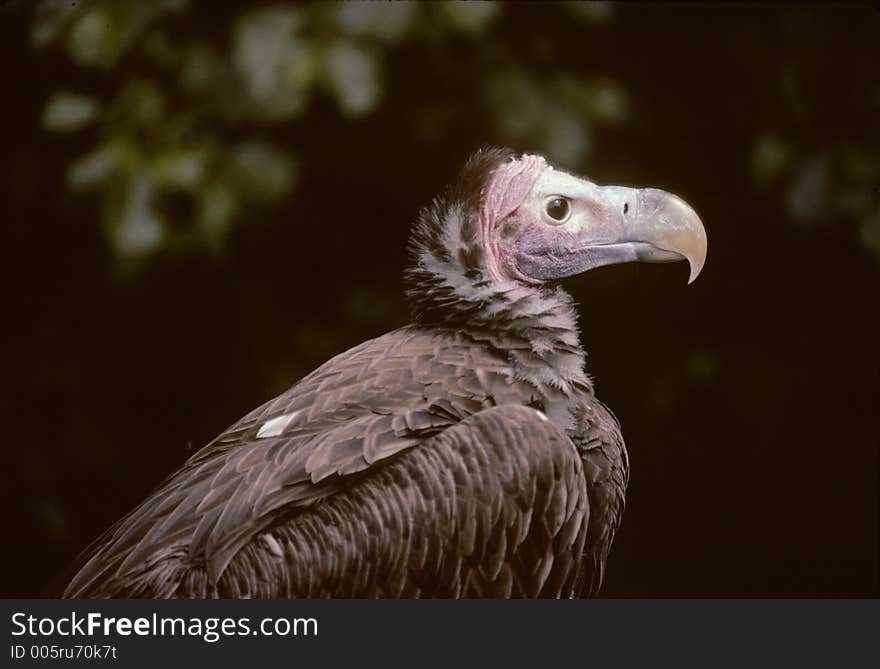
[1,1,877,597]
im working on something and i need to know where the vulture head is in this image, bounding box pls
[406,147,707,326]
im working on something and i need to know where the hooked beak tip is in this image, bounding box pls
[687,254,704,284]
[644,189,707,285]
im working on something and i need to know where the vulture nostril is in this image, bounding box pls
[623,202,629,215]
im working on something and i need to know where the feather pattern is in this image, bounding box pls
[62,147,628,599]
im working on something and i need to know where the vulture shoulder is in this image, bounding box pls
[571,397,628,596]
[59,145,706,599]
[62,327,591,598]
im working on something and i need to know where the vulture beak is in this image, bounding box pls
[590,186,708,283]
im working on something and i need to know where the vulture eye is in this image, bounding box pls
[544,197,571,223]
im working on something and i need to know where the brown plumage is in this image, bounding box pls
[62,147,706,598]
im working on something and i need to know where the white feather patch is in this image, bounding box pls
[262,533,284,559]
[256,412,298,439]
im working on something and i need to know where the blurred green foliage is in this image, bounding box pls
[33,0,878,266]
[32,0,631,264]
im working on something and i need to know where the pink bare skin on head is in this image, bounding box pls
[476,151,706,288]
[480,154,547,281]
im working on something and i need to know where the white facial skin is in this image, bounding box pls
[492,165,707,285]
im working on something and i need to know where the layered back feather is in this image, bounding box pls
[59,147,628,599]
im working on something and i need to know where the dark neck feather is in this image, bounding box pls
[404,148,589,392]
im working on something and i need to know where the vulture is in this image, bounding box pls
[62,147,706,598]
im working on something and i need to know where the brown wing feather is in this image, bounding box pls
[63,325,622,599]
[64,327,512,596]
[72,405,589,598]
[571,397,629,596]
